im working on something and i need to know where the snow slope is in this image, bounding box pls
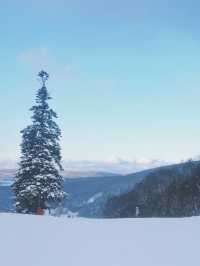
[0,214,199,266]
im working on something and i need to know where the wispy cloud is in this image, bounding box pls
[0,156,169,174]
[18,47,74,82]
[19,48,52,71]
[62,157,170,175]
[1,155,198,175]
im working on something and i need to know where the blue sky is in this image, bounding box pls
[0,0,200,164]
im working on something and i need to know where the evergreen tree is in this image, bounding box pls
[12,70,66,214]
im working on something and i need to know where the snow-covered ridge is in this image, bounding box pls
[0,213,199,266]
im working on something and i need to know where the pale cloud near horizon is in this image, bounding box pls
[0,157,170,174]
[0,155,198,174]
[65,157,172,174]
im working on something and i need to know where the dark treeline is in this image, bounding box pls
[104,161,200,218]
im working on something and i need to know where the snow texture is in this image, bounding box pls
[87,192,103,204]
[0,213,199,266]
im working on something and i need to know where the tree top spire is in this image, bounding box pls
[38,70,49,86]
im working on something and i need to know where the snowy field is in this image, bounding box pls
[0,214,199,266]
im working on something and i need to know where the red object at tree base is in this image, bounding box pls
[36,207,44,215]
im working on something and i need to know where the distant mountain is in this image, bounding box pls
[0,168,152,216]
[63,169,151,217]
[0,169,117,186]
[104,160,200,218]
[0,169,16,180]
[1,161,199,218]
[0,169,16,186]
[62,170,118,178]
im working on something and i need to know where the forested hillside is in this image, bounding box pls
[104,161,200,218]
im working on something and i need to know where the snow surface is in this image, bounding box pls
[0,213,199,266]
[87,192,103,204]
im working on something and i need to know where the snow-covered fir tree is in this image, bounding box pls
[12,71,66,214]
